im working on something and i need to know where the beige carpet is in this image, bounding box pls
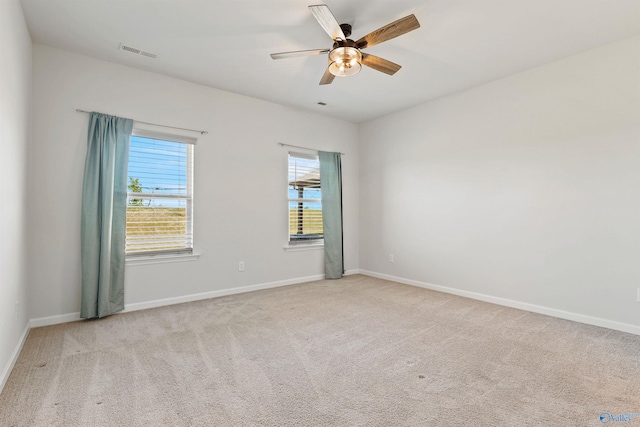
[1,275,639,426]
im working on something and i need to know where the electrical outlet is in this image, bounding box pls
[388,254,394,263]
[637,288,640,303]
[238,261,245,272]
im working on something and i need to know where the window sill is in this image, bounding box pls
[283,243,324,252]
[126,253,200,266]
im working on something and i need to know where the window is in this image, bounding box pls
[288,152,323,244]
[126,129,195,256]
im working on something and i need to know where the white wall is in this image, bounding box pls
[29,45,359,320]
[0,0,31,389]
[359,36,640,328]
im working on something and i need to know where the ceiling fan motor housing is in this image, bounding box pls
[332,38,357,49]
[339,23,352,38]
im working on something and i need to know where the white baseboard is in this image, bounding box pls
[29,271,361,328]
[123,274,326,313]
[360,270,640,336]
[0,322,30,394]
[30,312,81,328]
[24,268,640,334]
[28,273,331,328]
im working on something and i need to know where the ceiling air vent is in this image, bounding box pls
[118,43,158,59]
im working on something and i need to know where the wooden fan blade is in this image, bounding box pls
[319,67,335,85]
[361,53,401,75]
[355,14,420,49]
[270,49,330,60]
[309,4,346,41]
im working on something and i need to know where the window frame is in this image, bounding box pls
[125,128,196,258]
[288,151,324,246]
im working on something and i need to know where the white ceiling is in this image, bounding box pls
[20,0,640,123]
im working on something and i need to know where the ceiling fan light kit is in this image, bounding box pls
[271,4,420,85]
[328,45,362,77]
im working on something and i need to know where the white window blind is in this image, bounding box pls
[288,152,323,243]
[126,129,195,256]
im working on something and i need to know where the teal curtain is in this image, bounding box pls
[80,112,133,318]
[319,151,344,279]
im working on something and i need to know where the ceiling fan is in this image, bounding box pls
[271,4,420,85]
